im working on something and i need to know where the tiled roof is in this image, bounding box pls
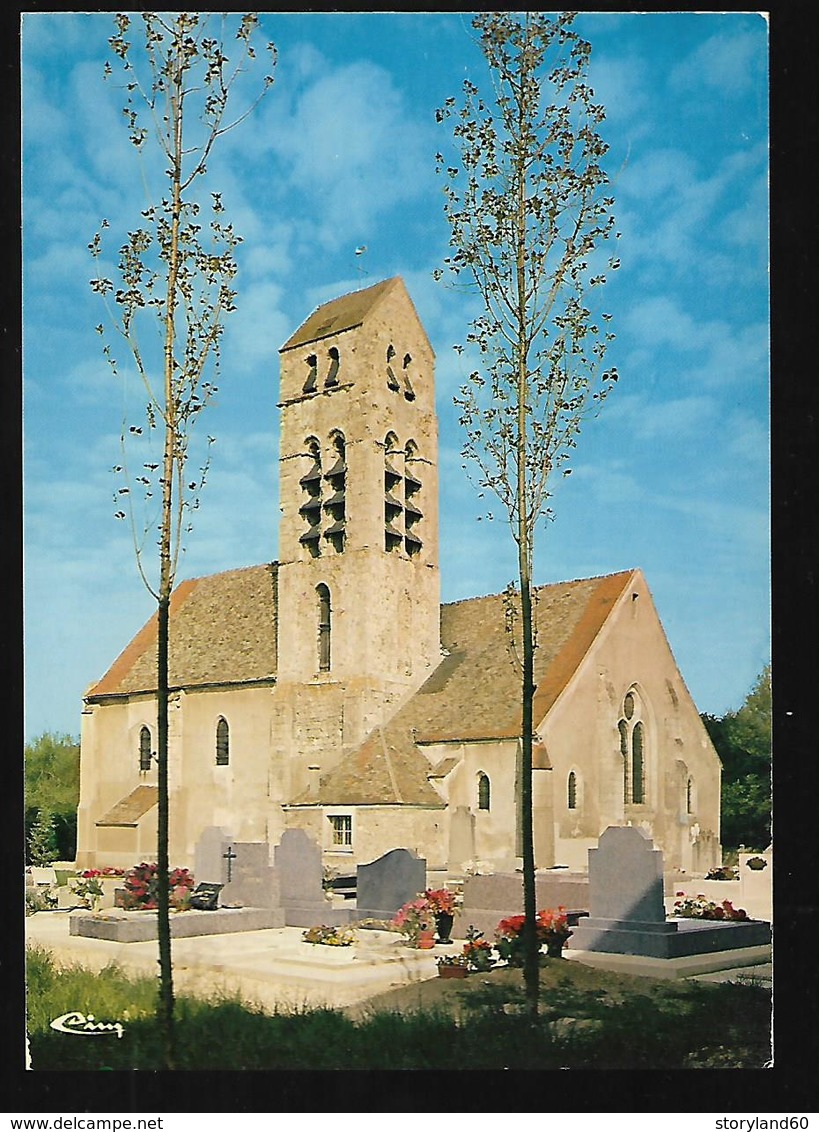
[279,277,400,352]
[86,564,278,698]
[96,785,158,827]
[300,569,636,806]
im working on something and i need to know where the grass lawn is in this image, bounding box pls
[26,944,771,1071]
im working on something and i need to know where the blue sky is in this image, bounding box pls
[21,11,770,742]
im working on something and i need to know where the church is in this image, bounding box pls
[75,276,722,877]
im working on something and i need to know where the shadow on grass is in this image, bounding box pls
[26,945,771,1071]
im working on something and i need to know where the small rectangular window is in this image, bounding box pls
[329,814,352,848]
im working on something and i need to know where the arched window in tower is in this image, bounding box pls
[618,689,647,805]
[404,440,423,557]
[323,432,346,553]
[299,437,322,558]
[477,772,491,812]
[317,583,332,672]
[386,344,400,392]
[567,770,578,810]
[384,432,404,552]
[302,353,318,394]
[216,717,230,766]
[402,352,416,400]
[139,726,152,773]
[686,776,694,814]
[325,346,340,388]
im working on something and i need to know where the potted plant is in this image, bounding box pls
[495,907,573,965]
[436,954,469,979]
[70,869,105,913]
[392,896,435,948]
[424,887,457,943]
[463,925,495,972]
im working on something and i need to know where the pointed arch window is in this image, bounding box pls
[317,583,332,672]
[139,726,152,773]
[384,432,404,552]
[477,772,491,812]
[323,432,346,553]
[325,346,340,388]
[403,439,423,557]
[567,770,578,810]
[619,689,646,805]
[686,776,694,814]
[386,344,400,392]
[216,717,230,766]
[299,436,323,558]
[302,353,318,394]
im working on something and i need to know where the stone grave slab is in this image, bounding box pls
[355,848,426,922]
[220,841,281,910]
[194,826,231,885]
[570,826,771,960]
[273,829,352,928]
[456,871,589,940]
[70,907,282,943]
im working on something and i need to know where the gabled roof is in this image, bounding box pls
[96,785,158,827]
[86,564,278,699]
[279,277,401,352]
[299,569,636,807]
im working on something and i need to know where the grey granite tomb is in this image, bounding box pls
[355,848,426,922]
[569,826,770,959]
[219,841,283,914]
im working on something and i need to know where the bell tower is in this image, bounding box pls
[274,277,441,793]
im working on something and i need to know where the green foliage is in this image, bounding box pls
[24,732,80,861]
[24,732,80,815]
[27,809,58,866]
[26,946,771,1070]
[702,665,771,851]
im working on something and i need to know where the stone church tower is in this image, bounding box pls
[269,277,441,824]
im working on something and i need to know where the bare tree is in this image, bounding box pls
[435,11,619,1017]
[89,12,275,1067]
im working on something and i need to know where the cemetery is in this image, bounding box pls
[26,825,772,1019]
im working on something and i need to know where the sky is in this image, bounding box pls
[21,11,771,743]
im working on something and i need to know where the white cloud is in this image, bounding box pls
[669,24,767,99]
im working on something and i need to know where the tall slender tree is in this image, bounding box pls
[89,12,275,1067]
[436,11,619,1016]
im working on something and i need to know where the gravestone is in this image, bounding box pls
[587,825,665,922]
[194,826,231,885]
[457,870,589,940]
[356,848,426,922]
[219,841,281,909]
[570,826,770,960]
[274,829,339,927]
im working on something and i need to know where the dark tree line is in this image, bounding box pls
[701,664,772,852]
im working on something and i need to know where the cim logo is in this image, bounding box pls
[50,1011,125,1039]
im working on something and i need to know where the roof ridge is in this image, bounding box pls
[441,568,638,611]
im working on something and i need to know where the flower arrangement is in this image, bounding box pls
[100,866,126,877]
[25,887,58,915]
[673,893,750,921]
[705,865,739,881]
[302,924,355,947]
[424,888,457,916]
[463,925,495,972]
[392,896,435,944]
[121,862,195,911]
[495,907,572,965]
[436,953,469,969]
[70,869,105,910]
